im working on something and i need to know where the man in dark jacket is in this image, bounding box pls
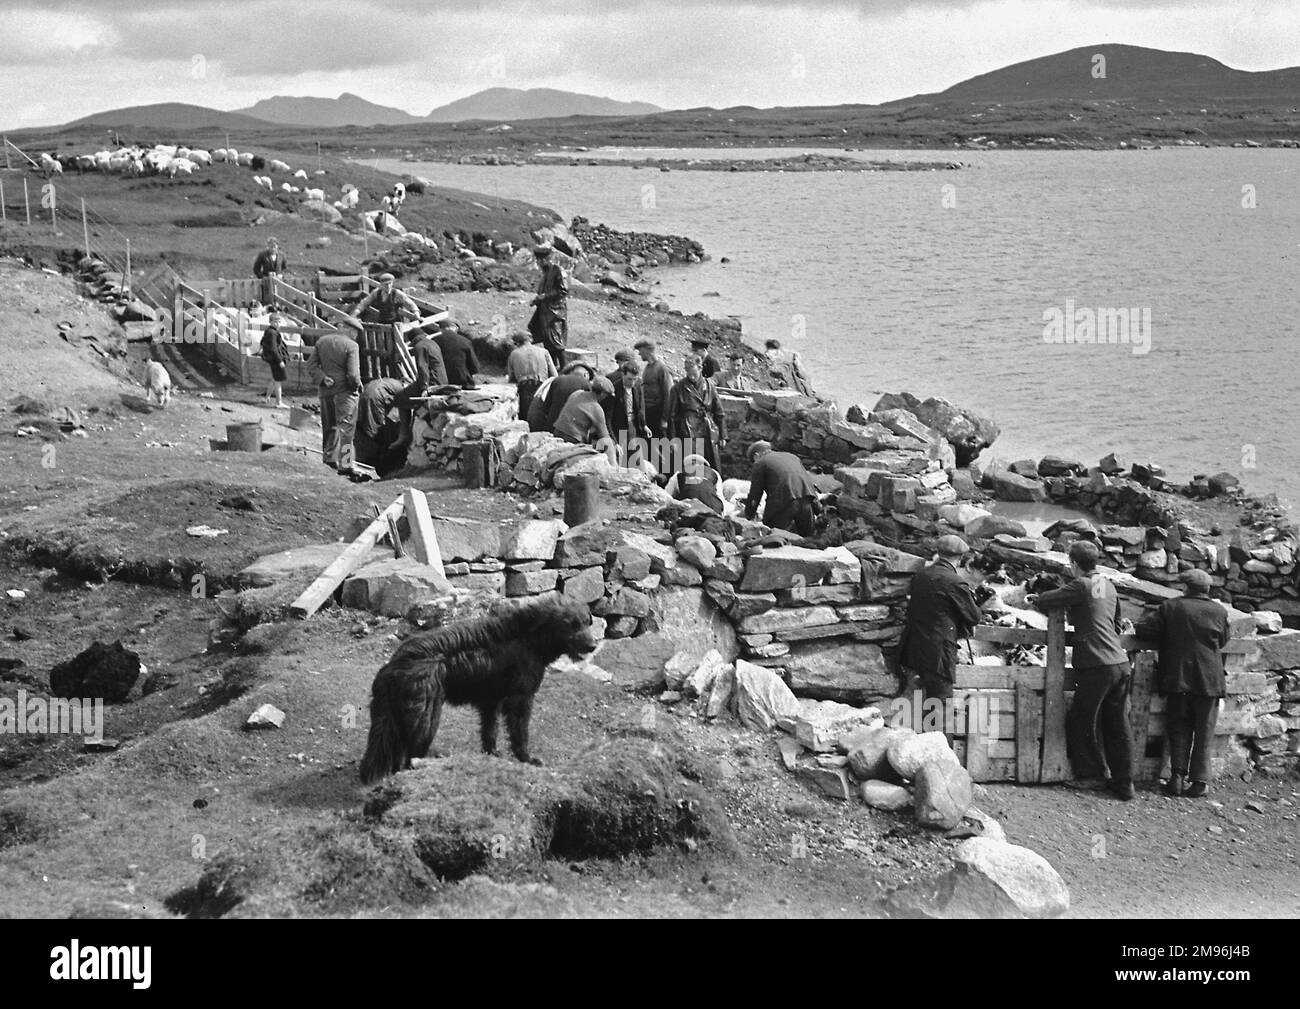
[352,273,419,326]
[899,536,983,718]
[433,321,480,388]
[604,351,649,451]
[1031,540,1135,800]
[252,237,287,302]
[306,330,362,478]
[689,337,722,380]
[544,362,594,431]
[528,244,568,369]
[744,440,820,535]
[634,339,672,437]
[1136,569,1229,798]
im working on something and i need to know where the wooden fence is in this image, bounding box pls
[947,614,1256,783]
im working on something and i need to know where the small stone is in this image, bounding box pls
[245,703,286,730]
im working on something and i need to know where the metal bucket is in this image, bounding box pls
[226,421,263,452]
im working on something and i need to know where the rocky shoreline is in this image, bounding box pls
[440,151,967,171]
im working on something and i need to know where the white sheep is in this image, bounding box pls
[302,187,325,201]
[268,159,291,173]
[226,148,239,162]
[74,154,97,172]
[292,169,307,181]
[212,148,229,162]
[176,146,192,159]
[280,182,293,192]
[289,185,301,193]
[254,175,273,189]
[39,153,62,177]
[169,157,197,177]
[153,144,178,157]
[189,149,212,166]
[237,152,254,167]
[93,151,112,171]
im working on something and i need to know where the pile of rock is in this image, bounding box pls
[568,216,706,266]
[404,384,527,471]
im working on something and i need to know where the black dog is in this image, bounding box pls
[359,598,597,784]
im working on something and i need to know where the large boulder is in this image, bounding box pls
[647,586,739,664]
[964,514,1028,539]
[887,730,960,781]
[592,633,677,692]
[733,660,800,731]
[554,522,625,567]
[860,780,913,811]
[341,557,452,617]
[299,199,343,225]
[431,517,502,563]
[786,641,895,705]
[501,520,564,561]
[847,725,912,780]
[913,760,973,830]
[789,699,882,751]
[236,542,386,588]
[739,546,836,592]
[990,471,1047,503]
[887,838,1070,919]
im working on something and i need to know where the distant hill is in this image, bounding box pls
[234,92,424,127]
[425,88,663,122]
[64,103,272,131]
[916,44,1300,104]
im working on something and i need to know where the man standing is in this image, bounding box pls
[1031,540,1135,800]
[553,376,617,464]
[434,321,481,389]
[667,355,727,471]
[604,350,649,454]
[743,440,820,535]
[259,313,289,408]
[634,339,672,437]
[506,330,556,419]
[898,536,983,737]
[306,329,362,479]
[689,337,722,380]
[352,273,420,329]
[765,338,813,395]
[252,237,287,303]
[1136,569,1229,798]
[528,243,568,369]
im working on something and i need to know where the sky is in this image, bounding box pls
[2,0,1298,128]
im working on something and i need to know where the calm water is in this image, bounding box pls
[378,149,1300,509]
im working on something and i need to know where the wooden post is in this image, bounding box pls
[125,239,131,296]
[402,487,444,575]
[237,311,248,385]
[2,136,9,170]
[1128,651,1156,775]
[23,177,30,226]
[1040,609,1070,781]
[81,198,89,257]
[1015,678,1043,783]
[289,496,405,618]
[564,472,601,526]
[1,177,6,222]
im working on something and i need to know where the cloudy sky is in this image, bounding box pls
[3,0,1298,128]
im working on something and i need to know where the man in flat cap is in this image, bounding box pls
[604,349,650,453]
[554,375,617,463]
[434,320,481,389]
[528,243,569,370]
[743,440,820,535]
[899,535,984,737]
[1136,568,1230,798]
[506,330,556,419]
[689,336,722,380]
[352,272,420,329]
[634,339,672,438]
[1031,540,1135,800]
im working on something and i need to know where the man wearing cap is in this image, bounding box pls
[744,441,820,535]
[506,331,556,419]
[1135,569,1229,798]
[899,536,984,732]
[528,244,569,369]
[553,376,617,463]
[634,339,672,437]
[666,454,724,512]
[667,354,727,471]
[352,273,420,329]
[1031,540,1135,800]
[434,321,481,389]
[306,328,363,479]
[764,338,813,395]
[604,350,650,451]
[689,337,722,380]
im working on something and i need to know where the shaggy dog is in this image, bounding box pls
[359,598,597,784]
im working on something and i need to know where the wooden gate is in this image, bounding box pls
[947,615,1252,783]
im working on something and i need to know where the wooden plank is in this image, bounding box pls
[973,625,1048,645]
[1040,609,1070,781]
[1129,652,1156,760]
[1015,680,1043,783]
[289,496,404,618]
[402,487,445,576]
[955,664,1045,690]
[386,513,406,559]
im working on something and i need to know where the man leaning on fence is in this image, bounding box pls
[306,329,363,481]
[1030,540,1135,801]
[252,237,287,303]
[1135,568,1229,799]
[352,272,419,328]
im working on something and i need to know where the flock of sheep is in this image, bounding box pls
[35,143,372,212]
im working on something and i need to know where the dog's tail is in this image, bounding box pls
[359,675,408,785]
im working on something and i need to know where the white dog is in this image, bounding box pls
[144,360,172,406]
